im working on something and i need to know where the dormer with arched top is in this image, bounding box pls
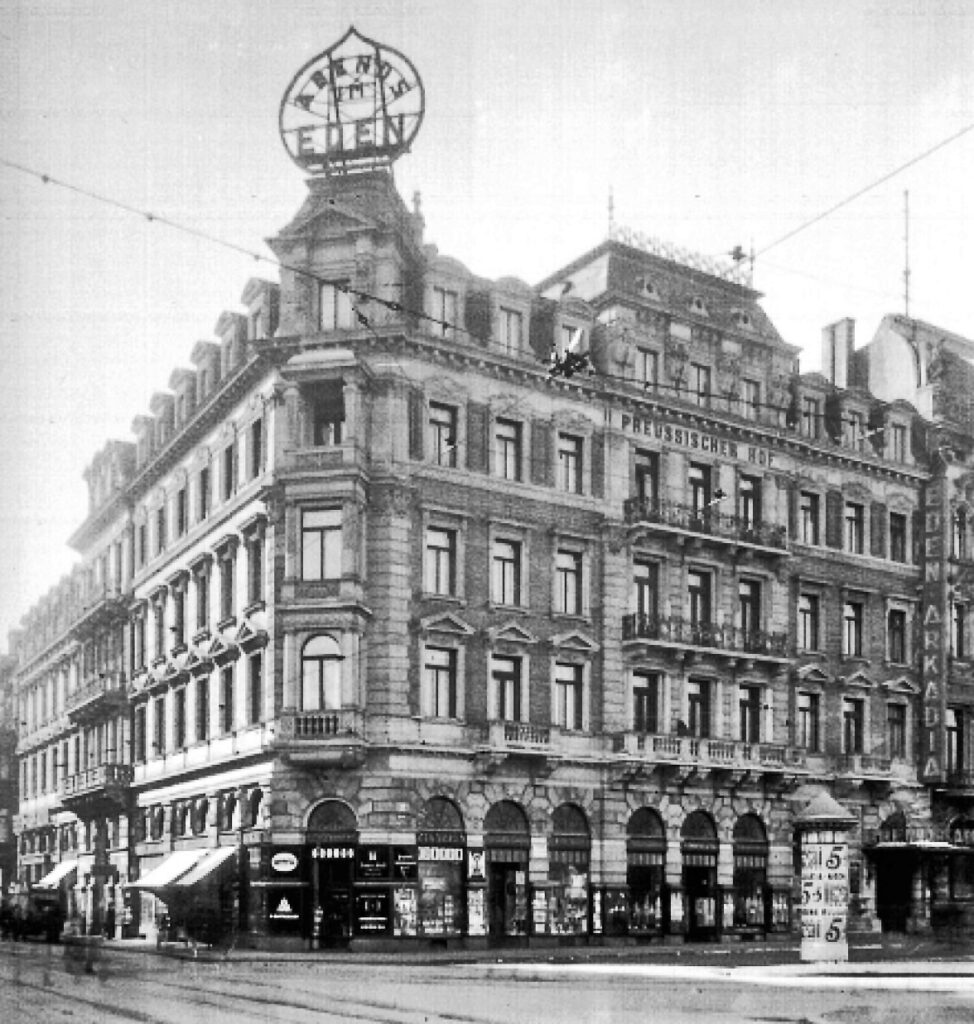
[190,340,221,408]
[215,311,248,376]
[149,392,175,452]
[240,278,280,342]
[169,368,197,429]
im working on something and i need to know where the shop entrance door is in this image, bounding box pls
[683,864,717,940]
[314,855,354,946]
[487,860,527,943]
[875,855,913,933]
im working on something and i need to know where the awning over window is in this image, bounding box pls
[127,849,207,891]
[33,860,78,889]
[171,846,238,888]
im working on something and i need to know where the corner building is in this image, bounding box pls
[11,166,973,949]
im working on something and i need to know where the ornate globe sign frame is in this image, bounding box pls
[279,26,425,176]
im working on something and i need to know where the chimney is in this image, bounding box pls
[822,318,855,389]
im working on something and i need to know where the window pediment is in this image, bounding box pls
[797,664,829,686]
[842,670,872,690]
[419,612,475,638]
[551,629,599,653]
[488,621,538,646]
[881,677,919,696]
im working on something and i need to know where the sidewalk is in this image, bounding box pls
[98,932,974,972]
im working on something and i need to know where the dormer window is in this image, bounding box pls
[559,324,584,358]
[431,286,459,338]
[635,276,659,300]
[732,308,752,329]
[499,307,523,355]
[690,296,708,316]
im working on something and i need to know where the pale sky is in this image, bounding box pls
[1,0,972,650]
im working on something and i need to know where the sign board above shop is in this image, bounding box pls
[279,26,425,176]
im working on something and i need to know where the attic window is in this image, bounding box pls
[635,276,659,300]
[690,296,708,316]
[732,309,752,329]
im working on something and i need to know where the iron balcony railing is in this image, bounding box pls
[59,762,134,800]
[622,613,791,658]
[275,708,363,741]
[624,497,788,550]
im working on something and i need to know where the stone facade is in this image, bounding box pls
[8,170,974,949]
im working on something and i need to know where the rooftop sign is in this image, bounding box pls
[279,26,425,176]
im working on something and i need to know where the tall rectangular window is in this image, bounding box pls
[843,600,864,657]
[690,363,711,407]
[310,380,344,446]
[797,692,820,752]
[195,567,210,631]
[688,463,711,515]
[953,603,967,659]
[156,506,167,555]
[887,703,907,759]
[845,410,865,451]
[845,502,864,553]
[688,569,711,628]
[134,705,147,763]
[494,418,522,481]
[153,695,165,756]
[302,509,342,581]
[739,475,760,528]
[499,307,523,355]
[634,449,659,506]
[176,488,187,537]
[946,708,963,772]
[555,549,583,616]
[198,464,210,521]
[153,596,167,660]
[557,433,583,493]
[954,511,969,560]
[687,679,711,738]
[801,397,820,438]
[632,559,658,620]
[431,286,458,338]
[196,677,209,741]
[492,538,521,606]
[738,685,761,743]
[424,647,458,719]
[632,671,659,733]
[425,527,457,596]
[799,593,820,651]
[890,424,907,463]
[888,609,907,663]
[174,687,187,749]
[889,512,907,562]
[637,348,658,389]
[219,666,234,734]
[492,656,523,721]
[843,698,864,754]
[250,418,263,478]
[320,280,353,330]
[248,536,264,604]
[428,402,457,467]
[248,652,263,726]
[738,579,761,638]
[222,444,235,501]
[219,550,235,622]
[554,662,584,731]
[741,378,760,420]
[172,586,186,647]
[800,492,820,544]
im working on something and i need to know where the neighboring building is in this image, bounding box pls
[7,31,973,949]
[0,651,17,894]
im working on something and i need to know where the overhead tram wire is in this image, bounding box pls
[1,155,905,439]
[753,121,974,259]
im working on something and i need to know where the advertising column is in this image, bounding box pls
[796,793,855,963]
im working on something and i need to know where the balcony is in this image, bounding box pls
[70,583,129,637]
[622,613,791,665]
[474,720,552,773]
[624,497,788,554]
[612,731,807,785]
[65,671,129,723]
[59,762,134,814]
[274,708,365,766]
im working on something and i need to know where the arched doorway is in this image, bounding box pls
[627,807,666,937]
[547,804,590,936]
[681,809,718,941]
[307,799,357,946]
[416,797,466,938]
[732,814,768,931]
[484,801,530,943]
